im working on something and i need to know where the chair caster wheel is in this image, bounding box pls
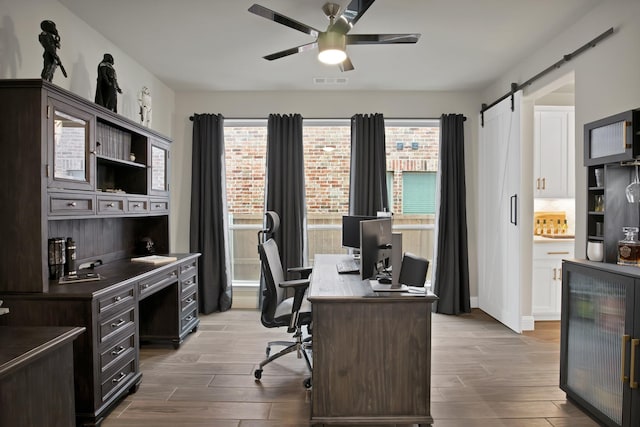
[303,377,312,388]
[254,369,263,380]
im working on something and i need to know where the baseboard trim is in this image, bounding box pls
[233,287,259,309]
[521,316,535,331]
[470,296,479,308]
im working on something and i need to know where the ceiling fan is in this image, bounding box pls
[248,0,421,71]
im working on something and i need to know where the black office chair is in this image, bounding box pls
[255,211,313,388]
[398,252,430,287]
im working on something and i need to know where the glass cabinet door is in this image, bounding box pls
[149,140,169,196]
[561,262,635,426]
[47,98,95,190]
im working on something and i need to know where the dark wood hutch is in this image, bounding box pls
[0,79,200,426]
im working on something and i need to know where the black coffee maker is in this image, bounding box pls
[48,237,66,279]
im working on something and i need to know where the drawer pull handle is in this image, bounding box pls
[622,335,630,383]
[143,284,150,289]
[547,251,570,255]
[185,315,194,321]
[133,203,141,208]
[542,177,546,190]
[67,202,77,207]
[184,279,193,285]
[632,339,639,389]
[112,372,127,383]
[185,298,194,304]
[155,204,162,208]
[111,319,126,328]
[111,345,126,356]
[171,272,177,277]
[107,202,115,208]
[114,296,122,302]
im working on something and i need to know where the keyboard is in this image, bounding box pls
[336,259,360,274]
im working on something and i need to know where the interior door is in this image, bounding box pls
[478,92,522,332]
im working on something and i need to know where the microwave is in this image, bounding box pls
[584,108,640,166]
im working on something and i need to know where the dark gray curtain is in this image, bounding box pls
[349,113,389,216]
[433,114,470,314]
[264,113,307,277]
[190,113,232,314]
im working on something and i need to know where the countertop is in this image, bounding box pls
[534,235,575,243]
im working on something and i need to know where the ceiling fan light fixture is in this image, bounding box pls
[317,31,347,64]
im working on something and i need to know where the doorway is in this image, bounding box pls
[526,73,576,327]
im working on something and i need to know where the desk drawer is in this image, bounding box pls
[180,275,197,297]
[99,306,135,345]
[138,268,178,298]
[149,199,169,213]
[49,193,95,216]
[98,286,135,316]
[181,308,198,331]
[97,196,126,215]
[179,259,198,278]
[127,198,148,213]
[101,356,136,403]
[181,290,197,313]
[100,332,136,372]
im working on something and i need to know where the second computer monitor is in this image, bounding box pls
[359,217,393,280]
[341,215,377,250]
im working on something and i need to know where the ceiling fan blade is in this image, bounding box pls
[249,4,320,37]
[331,0,376,34]
[263,41,318,61]
[346,33,421,45]
[338,56,355,72]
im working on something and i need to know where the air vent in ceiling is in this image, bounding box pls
[313,77,349,85]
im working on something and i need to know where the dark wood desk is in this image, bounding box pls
[0,326,85,427]
[308,254,437,426]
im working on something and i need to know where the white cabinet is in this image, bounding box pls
[533,106,575,198]
[532,240,574,320]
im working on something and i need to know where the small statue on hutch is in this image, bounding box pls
[137,86,152,126]
[95,53,122,112]
[38,20,67,82]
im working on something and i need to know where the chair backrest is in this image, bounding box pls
[398,252,429,287]
[258,237,287,325]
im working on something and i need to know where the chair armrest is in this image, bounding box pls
[279,278,310,290]
[287,266,313,279]
[279,279,310,321]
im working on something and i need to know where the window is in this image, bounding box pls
[403,172,437,214]
[224,118,440,290]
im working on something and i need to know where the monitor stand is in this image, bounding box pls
[391,232,402,288]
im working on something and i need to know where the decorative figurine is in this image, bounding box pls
[137,86,152,126]
[38,20,67,82]
[95,53,122,112]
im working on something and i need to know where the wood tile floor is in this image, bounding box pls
[102,309,599,427]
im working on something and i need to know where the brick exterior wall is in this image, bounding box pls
[224,125,440,216]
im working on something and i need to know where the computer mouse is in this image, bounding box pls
[377,276,392,284]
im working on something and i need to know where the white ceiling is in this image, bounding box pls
[58,0,602,92]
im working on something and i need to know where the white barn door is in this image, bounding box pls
[478,92,522,333]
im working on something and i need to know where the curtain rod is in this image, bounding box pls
[480,27,615,126]
[190,115,465,121]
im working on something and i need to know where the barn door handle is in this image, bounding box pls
[510,194,518,226]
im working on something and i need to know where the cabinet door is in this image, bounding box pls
[534,108,573,198]
[148,139,169,196]
[532,258,562,320]
[47,97,95,191]
[561,262,635,426]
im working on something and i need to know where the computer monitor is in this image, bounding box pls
[359,217,393,280]
[341,215,376,250]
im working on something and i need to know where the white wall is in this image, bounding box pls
[172,90,483,296]
[1,0,175,136]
